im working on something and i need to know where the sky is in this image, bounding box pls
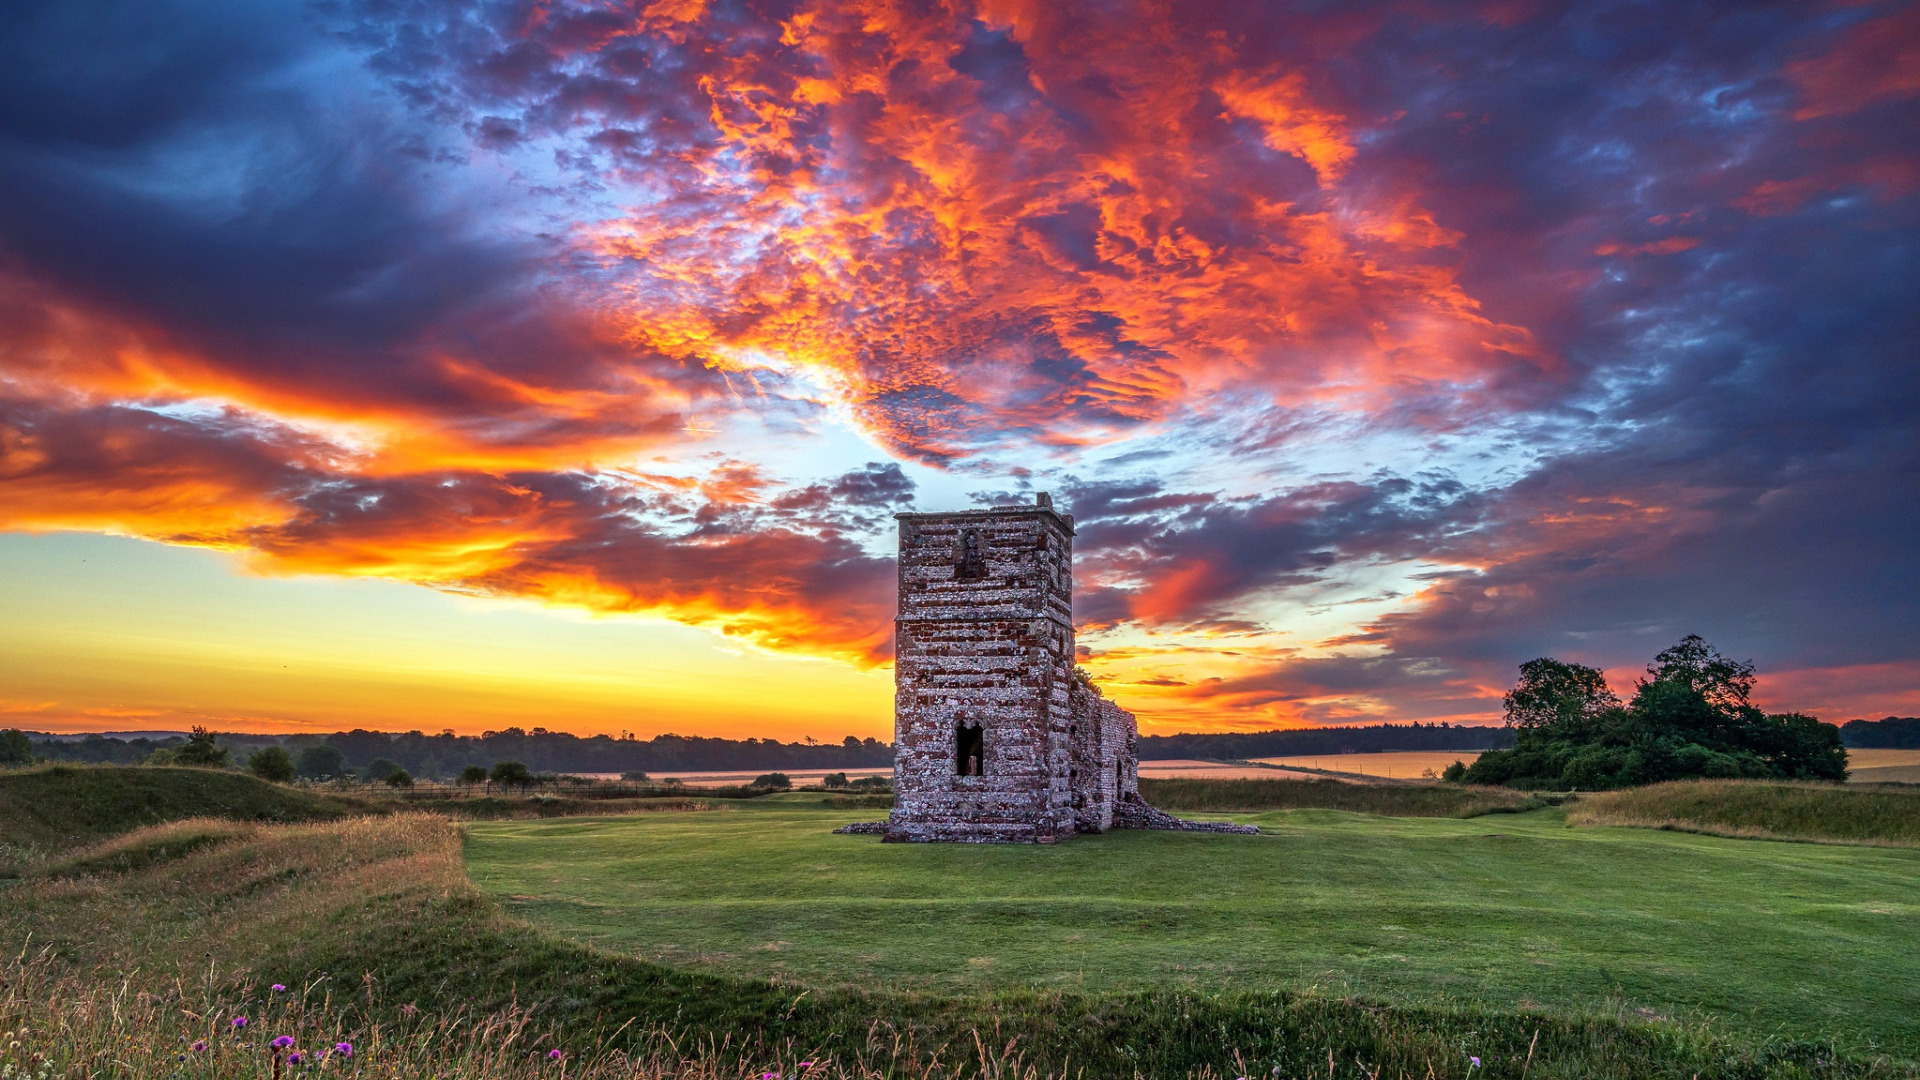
[1,0,1916,739]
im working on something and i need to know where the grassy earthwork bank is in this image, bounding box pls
[4,766,1919,1079]
[1566,779,1920,846]
[1138,777,1551,816]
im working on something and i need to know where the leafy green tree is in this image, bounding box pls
[490,760,532,788]
[385,769,414,788]
[174,726,231,767]
[821,771,849,788]
[0,729,35,765]
[458,765,490,786]
[1464,636,1846,790]
[296,744,346,778]
[1503,658,1619,736]
[362,758,404,783]
[247,746,296,783]
[752,772,792,790]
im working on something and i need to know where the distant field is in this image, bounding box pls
[465,798,1920,1056]
[1848,748,1920,784]
[1252,750,1485,779]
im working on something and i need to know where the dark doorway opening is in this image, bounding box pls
[956,722,984,776]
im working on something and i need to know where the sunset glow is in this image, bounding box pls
[1,0,1915,736]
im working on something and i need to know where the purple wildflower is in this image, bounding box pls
[799,1063,815,1070]
[271,984,287,993]
[232,1016,248,1029]
[1470,1056,1482,1068]
[549,1049,564,1060]
[334,1042,353,1058]
[288,1051,304,1066]
[273,1036,295,1049]
[190,1040,208,1052]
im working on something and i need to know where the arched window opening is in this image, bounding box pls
[955,722,985,776]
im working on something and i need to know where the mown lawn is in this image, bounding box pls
[465,799,1920,1057]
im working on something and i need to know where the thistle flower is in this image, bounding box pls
[548,1050,564,1061]
[288,1051,304,1066]
[190,1041,207,1052]
[273,1036,295,1049]
[334,1042,352,1058]
[231,1016,247,1029]
[271,984,287,993]
[1470,1056,1482,1068]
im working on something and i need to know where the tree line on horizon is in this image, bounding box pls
[5,705,1910,780]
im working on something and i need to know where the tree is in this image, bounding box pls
[1502,658,1619,736]
[1464,636,1847,790]
[174,727,231,767]
[247,746,296,783]
[752,772,792,790]
[362,758,404,783]
[458,765,490,787]
[821,772,849,788]
[385,769,414,788]
[296,744,346,779]
[0,729,34,765]
[1640,635,1755,714]
[490,761,532,788]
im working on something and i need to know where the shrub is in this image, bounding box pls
[821,771,849,788]
[752,772,792,790]
[173,726,231,768]
[246,746,296,783]
[1441,760,1467,783]
[385,769,414,788]
[296,744,346,779]
[362,758,404,783]
[0,728,35,765]
[490,760,531,788]
[621,770,651,782]
[458,765,489,786]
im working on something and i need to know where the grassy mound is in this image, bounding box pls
[0,764,370,872]
[5,812,1912,1079]
[1567,779,1920,847]
[1139,776,1546,815]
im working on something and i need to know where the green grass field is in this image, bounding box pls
[466,797,1920,1057]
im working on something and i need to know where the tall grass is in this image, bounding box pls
[1567,780,1920,847]
[0,946,1066,1080]
[1139,777,1548,817]
[6,813,1910,1078]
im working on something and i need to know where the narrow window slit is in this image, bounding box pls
[955,722,984,776]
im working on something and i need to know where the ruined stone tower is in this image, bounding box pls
[870,494,1253,843]
[885,494,1089,842]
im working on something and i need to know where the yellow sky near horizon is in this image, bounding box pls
[0,532,895,741]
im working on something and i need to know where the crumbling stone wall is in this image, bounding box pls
[871,494,1256,843]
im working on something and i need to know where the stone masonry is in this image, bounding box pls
[848,493,1257,843]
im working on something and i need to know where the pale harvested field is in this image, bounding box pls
[1849,748,1920,768]
[574,768,891,787]
[1253,750,1485,779]
[1134,759,1326,780]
